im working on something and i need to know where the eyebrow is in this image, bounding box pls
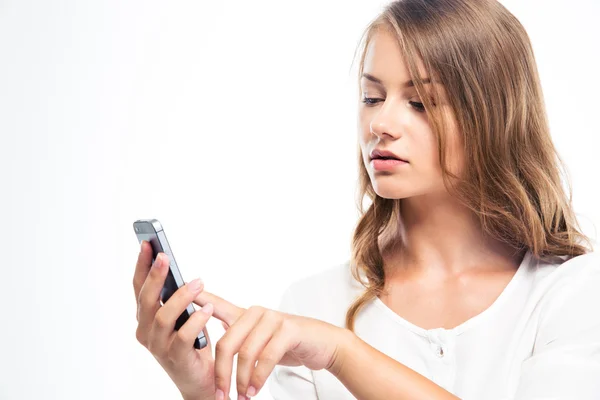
[361,73,432,88]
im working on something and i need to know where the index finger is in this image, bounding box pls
[132,240,153,302]
[193,290,244,327]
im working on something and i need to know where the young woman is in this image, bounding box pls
[132,0,599,399]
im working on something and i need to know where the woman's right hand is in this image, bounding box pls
[133,240,217,400]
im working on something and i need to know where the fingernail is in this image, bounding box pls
[139,240,144,253]
[188,278,203,292]
[238,394,249,400]
[153,254,162,268]
[215,389,224,400]
[247,386,256,397]
[200,302,213,314]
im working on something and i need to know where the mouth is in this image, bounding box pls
[369,149,408,162]
[370,157,408,171]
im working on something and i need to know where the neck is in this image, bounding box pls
[380,193,523,278]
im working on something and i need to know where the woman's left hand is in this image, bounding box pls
[192,289,349,399]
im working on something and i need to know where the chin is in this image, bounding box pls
[371,183,414,200]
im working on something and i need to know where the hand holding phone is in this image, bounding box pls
[133,219,208,349]
[132,218,219,399]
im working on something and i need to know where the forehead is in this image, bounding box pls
[362,29,431,89]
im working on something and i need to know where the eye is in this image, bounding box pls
[409,101,425,112]
[361,97,431,113]
[361,97,383,106]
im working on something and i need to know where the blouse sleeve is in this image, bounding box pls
[267,286,319,400]
[512,255,600,399]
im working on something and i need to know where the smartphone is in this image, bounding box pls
[133,218,208,350]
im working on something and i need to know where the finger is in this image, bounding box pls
[170,302,214,361]
[236,309,283,398]
[148,278,206,358]
[214,306,264,400]
[193,290,244,327]
[135,253,168,345]
[247,327,292,397]
[222,321,229,331]
[133,240,153,302]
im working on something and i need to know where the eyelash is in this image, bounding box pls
[361,97,427,113]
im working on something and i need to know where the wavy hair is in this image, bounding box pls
[345,0,593,332]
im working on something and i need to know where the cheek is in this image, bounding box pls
[358,128,368,146]
[418,112,463,176]
[357,115,369,141]
[358,135,367,156]
[412,129,440,173]
[358,124,371,157]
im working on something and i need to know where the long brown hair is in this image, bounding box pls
[345,0,593,332]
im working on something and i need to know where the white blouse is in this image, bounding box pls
[267,250,600,399]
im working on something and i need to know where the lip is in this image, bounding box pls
[369,149,408,162]
[371,158,408,171]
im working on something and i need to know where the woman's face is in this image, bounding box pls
[358,28,462,200]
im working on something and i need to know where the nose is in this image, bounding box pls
[368,100,407,140]
[369,121,397,140]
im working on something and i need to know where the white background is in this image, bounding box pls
[1,0,599,399]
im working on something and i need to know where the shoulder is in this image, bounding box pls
[529,250,600,346]
[276,261,365,327]
[514,251,600,398]
[530,250,600,293]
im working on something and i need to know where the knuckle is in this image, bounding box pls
[248,305,264,313]
[248,373,265,394]
[250,377,265,394]
[249,373,265,392]
[215,340,231,357]
[280,315,294,331]
[236,383,247,397]
[174,328,188,344]
[264,309,282,322]
[138,293,153,313]
[154,311,170,329]
[215,339,225,353]
[259,351,278,365]
[214,378,228,393]
[135,327,147,347]
[238,348,252,362]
